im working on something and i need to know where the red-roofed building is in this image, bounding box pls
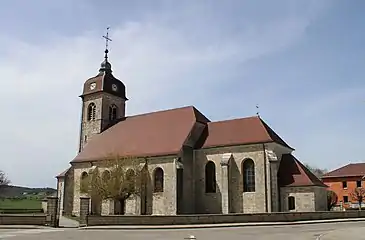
[322,163,365,209]
[56,47,328,217]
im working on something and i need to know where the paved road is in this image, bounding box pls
[0,221,364,240]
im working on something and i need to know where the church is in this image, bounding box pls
[56,44,328,217]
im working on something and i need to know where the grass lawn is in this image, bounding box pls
[0,198,41,210]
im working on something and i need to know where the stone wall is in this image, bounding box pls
[64,167,74,215]
[194,144,268,214]
[57,178,65,215]
[0,215,47,225]
[314,186,328,211]
[280,186,319,212]
[79,92,126,151]
[86,210,365,226]
[147,157,177,215]
[72,162,92,216]
[72,156,178,216]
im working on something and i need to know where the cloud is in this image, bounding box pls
[0,1,329,187]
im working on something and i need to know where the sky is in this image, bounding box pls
[0,0,365,188]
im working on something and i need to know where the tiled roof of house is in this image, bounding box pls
[322,163,365,178]
[278,154,327,188]
[71,106,293,163]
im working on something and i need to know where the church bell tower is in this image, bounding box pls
[78,28,128,152]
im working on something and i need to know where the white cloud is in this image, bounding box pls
[0,2,327,187]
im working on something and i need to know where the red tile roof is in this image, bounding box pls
[322,163,365,179]
[278,154,327,187]
[71,106,292,163]
[72,106,210,163]
[202,116,293,149]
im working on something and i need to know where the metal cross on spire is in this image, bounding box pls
[256,104,260,117]
[102,27,112,52]
[99,27,113,72]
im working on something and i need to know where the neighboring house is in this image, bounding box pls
[322,163,365,209]
[56,47,328,216]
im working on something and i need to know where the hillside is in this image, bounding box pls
[0,185,57,198]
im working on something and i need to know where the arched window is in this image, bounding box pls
[242,159,255,192]
[288,196,295,210]
[80,172,89,193]
[87,103,96,121]
[153,167,164,193]
[205,161,216,193]
[109,105,118,121]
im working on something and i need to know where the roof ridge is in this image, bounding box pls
[278,154,327,188]
[126,105,195,119]
[323,163,352,176]
[208,115,259,124]
[291,155,327,187]
[322,162,365,178]
[258,118,294,150]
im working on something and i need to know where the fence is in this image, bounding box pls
[86,210,365,226]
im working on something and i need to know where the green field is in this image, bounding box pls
[0,198,42,210]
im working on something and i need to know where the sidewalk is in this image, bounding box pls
[1,217,365,230]
[80,218,365,230]
[59,216,79,228]
[320,226,365,240]
[0,216,79,229]
[0,225,51,229]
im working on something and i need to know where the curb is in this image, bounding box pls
[0,225,53,230]
[79,218,365,230]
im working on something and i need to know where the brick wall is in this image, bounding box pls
[86,211,365,226]
[0,214,47,225]
[323,176,363,208]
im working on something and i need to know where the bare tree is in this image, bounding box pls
[327,190,338,211]
[304,163,327,178]
[0,170,10,186]
[350,187,365,210]
[80,155,146,212]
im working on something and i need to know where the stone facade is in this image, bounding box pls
[69,156,181,216]
[80,92,126,151]
[57,179,64,214]
[58,140,328,216]
[194,144,268,214]
[280,186,327,212]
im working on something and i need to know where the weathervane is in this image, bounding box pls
[256,104,260,117]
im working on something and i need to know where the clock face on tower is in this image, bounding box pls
[90,82,96,90]
[112,84,118,91]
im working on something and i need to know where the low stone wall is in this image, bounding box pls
[0,214,47,225]
[87,211,365,226]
